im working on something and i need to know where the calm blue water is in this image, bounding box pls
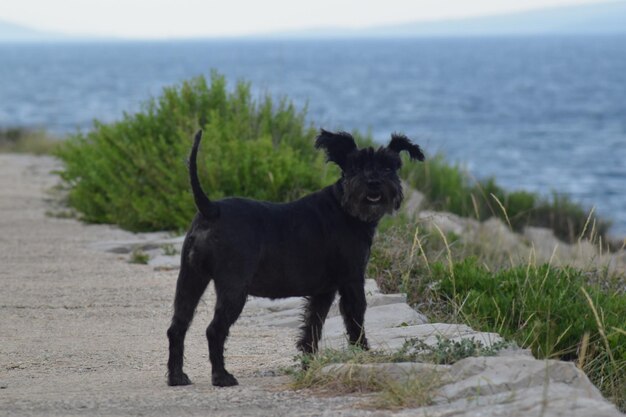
[1,38,625,235]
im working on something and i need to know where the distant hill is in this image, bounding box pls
[269,1,626,38]
[0,19,71,42]
[0,19,115,43]
[2,1,626,42]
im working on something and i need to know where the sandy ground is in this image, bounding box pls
[0,154,379,417]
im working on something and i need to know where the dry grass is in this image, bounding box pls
[292,357,440,410]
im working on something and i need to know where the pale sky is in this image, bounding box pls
[0,0,604,39]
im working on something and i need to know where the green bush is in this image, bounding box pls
[56,72,335,231]
[402,155,472,216]
[432,258,626,408]
[56,71,610,241]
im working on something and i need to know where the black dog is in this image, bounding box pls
[167,129,424,387]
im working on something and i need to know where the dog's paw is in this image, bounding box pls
[296,340,316,355]
[349,338,370,351]
[212,371,239,387]
[360,339,370,351]
[168,372,192,386]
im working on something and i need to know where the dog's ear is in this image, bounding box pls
[315,129,357,170]
[387,133,425,161]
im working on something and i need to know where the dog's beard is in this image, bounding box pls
[340,177,403,223]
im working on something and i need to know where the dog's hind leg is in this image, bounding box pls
[167,263,210,386]
[297,291,336,354]
[338,283,370,350]
[206,284,248,387]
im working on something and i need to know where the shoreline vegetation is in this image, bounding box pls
[3,72,625,410]
[0,127,60,155]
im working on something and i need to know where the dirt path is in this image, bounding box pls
[0,154,374,417]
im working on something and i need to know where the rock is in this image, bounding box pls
[523,226,614,270]
[418,210,479,237]
[246,297,305,313]
[611,250,626,280]
[326,322,506,352]
[251,290,410,330]
[321,303,429,349]
[364,278,381,296]
[440,356,600,400]
[402,185,426,218]
[148,254,180,269]
[416,356,623,417]
[575,239,601,264]
[476,217,524,253]
[90,234,184,255]
[320,357,623,417]
[327,293,407,317]
[523,226,565,260]
[252,307,304,328]
[395,384,623,417]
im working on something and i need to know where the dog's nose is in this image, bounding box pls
[367,179,381,188]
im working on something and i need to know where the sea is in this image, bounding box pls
[1,37,625,235]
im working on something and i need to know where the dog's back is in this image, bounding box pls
[186,185,373,299]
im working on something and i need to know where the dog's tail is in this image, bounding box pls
[189,130,220,220]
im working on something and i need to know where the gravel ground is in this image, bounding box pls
[0,154,382,417]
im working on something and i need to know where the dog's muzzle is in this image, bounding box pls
[365,193,382,203]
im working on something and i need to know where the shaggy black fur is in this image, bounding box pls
[167,129,424,387]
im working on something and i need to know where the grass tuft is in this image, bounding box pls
[0,127,60,155]
[129,249,150,265]
[290,337,509,409]
[161,243,178,256]
[291,346,440,409]
[373,374,440,410]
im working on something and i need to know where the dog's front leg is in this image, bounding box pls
[338,283,369,350]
